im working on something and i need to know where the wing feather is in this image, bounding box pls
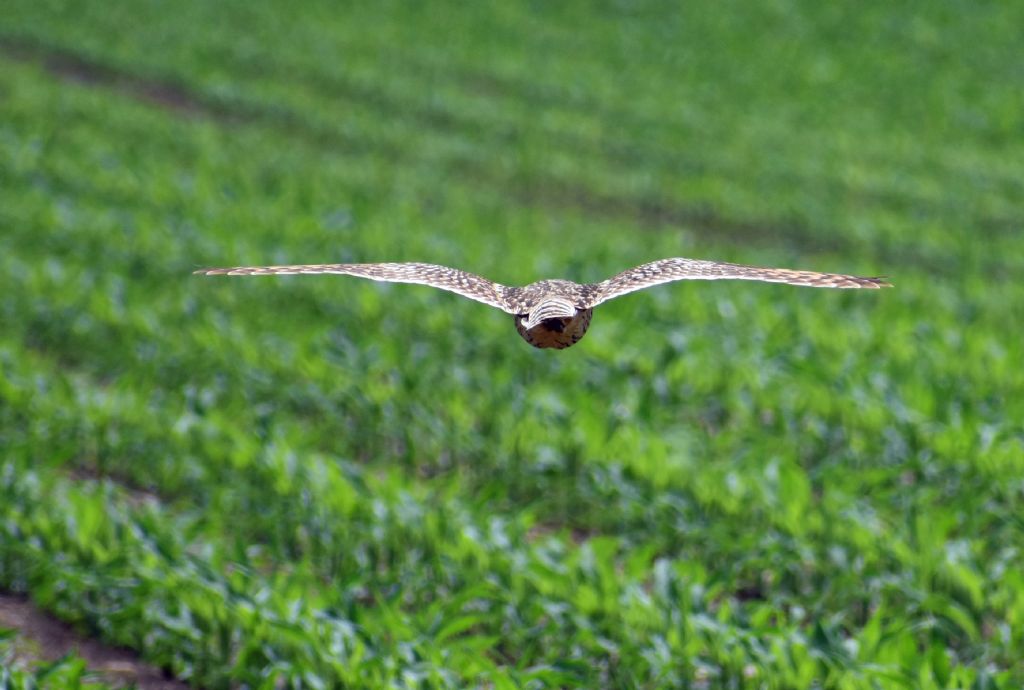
[194,262,516,313]
[588,258,890,307]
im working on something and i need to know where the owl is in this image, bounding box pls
[195,257,889,349]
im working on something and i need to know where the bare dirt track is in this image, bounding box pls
[0,592,188,690]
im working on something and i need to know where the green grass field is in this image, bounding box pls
[1,0,1023,687]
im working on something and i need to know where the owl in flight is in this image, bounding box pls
[195,258,889,349]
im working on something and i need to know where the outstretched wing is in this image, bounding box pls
[588,257,890,307]
[194,262,517,313]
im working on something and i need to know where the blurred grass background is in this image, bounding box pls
[1,0,1022,687]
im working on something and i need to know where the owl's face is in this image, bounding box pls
[515,308,594,349]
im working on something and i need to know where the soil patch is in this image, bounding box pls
[0,592,188,690]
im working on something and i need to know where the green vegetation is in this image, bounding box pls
[1,0,1022,687]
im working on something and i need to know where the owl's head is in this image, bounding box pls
[514,300,593,350]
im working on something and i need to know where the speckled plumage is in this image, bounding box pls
[195,258,890,349]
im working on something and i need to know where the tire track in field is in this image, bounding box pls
[0,593,188,690]
[0,36,205,118]
[0,34,402,160]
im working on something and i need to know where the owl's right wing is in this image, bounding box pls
[587,257,890,307]
[194,262,519,313]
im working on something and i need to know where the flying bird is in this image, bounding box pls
[195,258,890,349]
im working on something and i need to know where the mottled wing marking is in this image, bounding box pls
[498,286,530,315]
[570,283,603,309]
[588,258,891,307]
[195,262,516,313]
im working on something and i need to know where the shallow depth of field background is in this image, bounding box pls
[1,1,1023,688]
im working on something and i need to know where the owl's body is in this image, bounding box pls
[195,258,889,349]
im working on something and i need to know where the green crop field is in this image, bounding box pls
[1,0,1022,687]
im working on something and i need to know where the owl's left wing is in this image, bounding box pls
[587,257,890,307]
[194,262,518,313]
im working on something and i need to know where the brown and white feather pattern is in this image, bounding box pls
[195,257,889,349]
[588,257,889,307]
[196,262,513,312]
